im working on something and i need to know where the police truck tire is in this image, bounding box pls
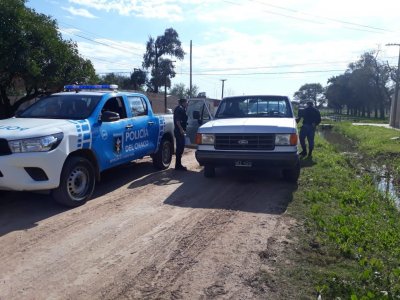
[204,165,215,178]
[0,190,9,197]
[153,137,172,170]
[52,156,96,207]
[282,160,300,183]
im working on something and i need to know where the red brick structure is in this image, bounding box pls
[145,92,179,114]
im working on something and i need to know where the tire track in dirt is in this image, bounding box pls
[0,150,296,299]
[101,209,237,299]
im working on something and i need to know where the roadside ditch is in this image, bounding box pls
[318,125,400,207]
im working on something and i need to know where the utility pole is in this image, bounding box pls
[220,79,227,99]
[164,60,176,113]
[386,43,400,128]
[190,40,192,97]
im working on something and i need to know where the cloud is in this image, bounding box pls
[62,6,98,18]
[171,26,396,98]
[68,0,187,21]
[58,0,399,98]
[58,27,82,36]
[75,39,145,74]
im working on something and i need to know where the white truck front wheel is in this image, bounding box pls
[204,165,215,178]
[282,160,300,183]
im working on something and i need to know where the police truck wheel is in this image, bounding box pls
[282,160,300,183]
[0,190,9,197]
[153,137,172,170]
[52,156,95,207]
[204,165,215,178]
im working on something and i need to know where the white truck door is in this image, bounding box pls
[186,99,211,146]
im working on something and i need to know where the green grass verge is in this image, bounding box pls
[334,122,400,176]
[273,126,400,299]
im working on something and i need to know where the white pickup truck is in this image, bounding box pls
[194,95,300,182]
[0,85,175,206]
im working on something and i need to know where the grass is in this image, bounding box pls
[319,109,389,124]
[334,122,400,154]
[334,122,400,176]
[267,123,400,299]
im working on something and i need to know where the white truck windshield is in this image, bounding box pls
[215,96,292,118]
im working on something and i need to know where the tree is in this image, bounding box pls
[326,74,352,114]
[130,69,147,91]
[142,28,185,93]
[348,52,391,118]
[170,83,186,98]
[187,85,199,98]
[293,83,325,107]
[99,73,132,90]
[325,52,391,118]
[170,83,200,98]
[0,0,97,118]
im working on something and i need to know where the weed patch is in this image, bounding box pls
[273,128,400,299]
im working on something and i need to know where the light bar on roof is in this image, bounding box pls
[64,84,118,90]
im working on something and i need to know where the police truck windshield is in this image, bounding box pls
[18,95,102,120]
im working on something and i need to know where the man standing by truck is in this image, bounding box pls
[173,98,188,171]
[296,101,321,158]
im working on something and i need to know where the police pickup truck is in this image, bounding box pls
[195,95,300,182]
[0,85,174,207]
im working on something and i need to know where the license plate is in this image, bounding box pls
[235,160,252,167]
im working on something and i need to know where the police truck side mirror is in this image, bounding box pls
[101,110,120,122]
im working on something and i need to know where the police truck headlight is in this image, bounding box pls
[275,134,298,146]
[8,133,64,153]
[195,133,215,145]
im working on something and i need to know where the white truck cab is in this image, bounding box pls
[195,95,300,181]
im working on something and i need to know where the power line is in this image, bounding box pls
[177,54,398,74]
[223,0,392,34]
[86,56,141,70]
[248,0,391,33]
[183,61,350,73]
[58,26,144,57]
[58,21,144,52]
[223,0,323,25]
[177,69,345,76]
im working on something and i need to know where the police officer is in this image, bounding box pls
[296,101,321,158]
[173,98,188,171]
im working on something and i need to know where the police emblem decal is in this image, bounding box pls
[113,134,123,155]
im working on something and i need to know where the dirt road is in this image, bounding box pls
[0,149,297,299]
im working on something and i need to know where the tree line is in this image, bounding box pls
[294,52,396,119]
[0,0,97,118]
[0,0,194,118]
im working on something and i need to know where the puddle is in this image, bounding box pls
[318,127,400,207]
[369,164,400,208]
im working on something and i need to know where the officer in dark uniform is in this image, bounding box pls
[173,98,189,170]
[296,101,321,158]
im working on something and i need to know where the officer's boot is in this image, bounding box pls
[299,148,307,157]
[175,156,187,171]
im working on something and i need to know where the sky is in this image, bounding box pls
[27,0,400,100]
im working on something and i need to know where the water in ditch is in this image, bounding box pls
[318,126,400,207]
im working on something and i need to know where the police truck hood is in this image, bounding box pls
[0,118,76,139]
[198,117,297,134]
